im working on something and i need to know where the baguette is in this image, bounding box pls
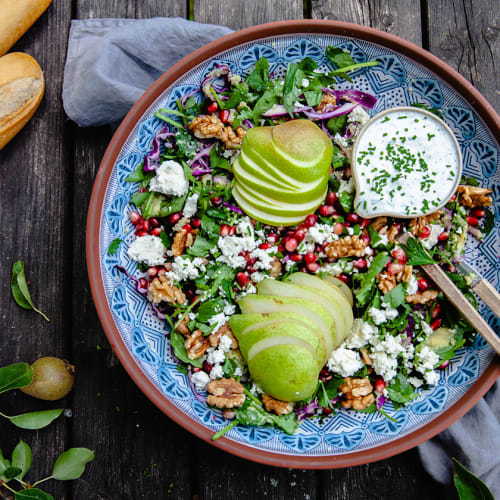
[0,52,45,150]
[0,0,53,56]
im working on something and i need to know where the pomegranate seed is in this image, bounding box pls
[135,229,148,237]
[193,367,201,373]
[245,256,257,266]
[169,213,181,225]
[450,194,456,202]
[285,237,298,252]
[471,208,486,218]
[277,243,285,253]
[307,262,320,273]
[291,253,303,262]
[286,230,296,238]
[337,273,349,284]
[294,229,306,242]
[419,226,431,239]
[207,102,218,114]
[128,211,141,225]
[191,217,201,228]
[304,252,316,264]
[391,247,407,263]
[220,224,231,237]
[344,166,352,178]
[191,294,200,305]
[439,360,450,370]
[259,242,271,250]
[417,278,429,291]
[142,220,150,232]
[315,244,323,253]
[136,219,145,231]
[139,278,149,289]
[150,227,162,236]
[374,376,386,393]
[210,196,222,207]
[219,109,230,123]
[138,187,147,193]
[182,223,192,233]
[437,231,449,242]
[304,214,317,227]
[319,205,334,217]
[360,233,370,245]
[326,192,338,205]
[267,233,279,243]
[236,272,248,287]
[146,267,158,277]
[322,407,333,415]
[320,368,330,377]
[430,318,442,330]
[353,258,367,270]
[466,216,479,226]
[360,218,370,229]
[228,225,236,236]
[149,217,159,227]
[203,360,213,373]
[296,223,309,232]
[431,303,441,319]
[347,213,360,224]
[333,222,344,235]
[185,289,195,300]
[387,262,404,275]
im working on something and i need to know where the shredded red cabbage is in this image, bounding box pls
[180,88,200,107]
[322,88,377,109]
[376,394,387,410]
[262,104,289,118]
[115,266,148,295]
[295,400,320,422]
[223,202,244,215]
[243,119,254,129]
[143,127,175,172]
[298,102,358,120]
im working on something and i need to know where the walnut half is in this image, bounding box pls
[207,378,246,409]
[406,289,439,304]
[325,235,367,260]
[339,377,375,410]
[147,275,186,305]
[457,185,493,208]
[184,330,210,360]
[262,393,294,416]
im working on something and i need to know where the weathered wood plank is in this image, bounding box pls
[311,0,422,46]
[0,0,72,498]
[193,0,303,30]
[426,0,499,112]
[70,1,192,499]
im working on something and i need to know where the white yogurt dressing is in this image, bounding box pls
[352,108,461,218]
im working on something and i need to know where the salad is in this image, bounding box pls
[115,46,494,438]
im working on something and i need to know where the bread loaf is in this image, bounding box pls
[0,52,45,150]
[0,0,53,56]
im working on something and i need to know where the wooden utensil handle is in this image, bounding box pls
[422,263,500,355]
[473,279,500,317]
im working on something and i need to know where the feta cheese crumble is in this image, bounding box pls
[346,319,377,349]
[183,193,199,218]
[347,105,370,126]
[191,371,210,391]
[127,235,166,266]
[149,160,188,197]
[421,224,444,250]
[327,345,364,377]
[166,256,206,282]
[368,301,399,325]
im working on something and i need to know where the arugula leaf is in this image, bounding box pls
[246,57,270,92]
[339,190,354,213]
[283,63,304,114]
[326,47,355,68]
[234,400,298,435]
[303,90,323,107]
[175,127,198,159]
[356,252,389,306]
[253,87,279,122]
[317,377,344,408]
[107,238,121,255]
[195,298,225,323]
[386,372,417,405]
[125,163,146,182]
[187,235,214,257]
[223,83,252,111]
[452,458,495,500]
[326,115,347,135]
[170,330,202,367]
[209,146,231,172]
[383,283,405,308]
[201,213,221,236]
[482,208,494,236]
[400,237,436,266]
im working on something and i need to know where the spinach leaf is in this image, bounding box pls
[386,372,417,405]
[246,57,270,92]
[175,127,198,159]
[187,235,214,257]
[283,63,304,114]
[383,284,405,308]
[326,47,355,68]
[452,458,494,500]
[209,146,231,172]
[124,163,146,182]
[339,190,354,213]
[367,225,383,247]
[223,83,252,111]
[130,191,149,207]
[400,237,436,266]
[253,88,279,122]
[11,261,50,321]
[326,114,347,135]
[222,357,245,377]
[159,230,171,249]
[482,208,494,236]
[304,90,323,107]
[107,238,121,255]
[201,213,221,236]
[170,330,202,367]
[196,298,225,323]
[356,252,389,306]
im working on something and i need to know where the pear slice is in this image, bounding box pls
[248,343,319,401]
[238,294,334,344]
[257,279,338,355]
[285,273,354,345]
[322,276,354,306]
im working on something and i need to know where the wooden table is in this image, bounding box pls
[1,1,498,498]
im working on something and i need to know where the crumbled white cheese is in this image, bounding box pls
[320,259,355,276]
[250,247,277,271]
[334,133,350,149]
[406,275,419,295]
[183,193,199,218]
[251,271,267,283]
[240,284,257,297]
[420,321,434,337]
[369,335,405,382]
[234,367,243,377]
[250,383,263,395]
[346,319,377,349]
[127,235,166,266]
[327,346,364,377]
[368,301,399,326]
[339,178,355,195]
[237,217,255,238]
[346,227,354,235]
[228,73,241,86]
[207,348,225,365]
[301,78,310,88]
[207,313,228,335]
[192,371,210,391]
[373,234,389,248]
[424,370,440,385]
[223,303,236,316]
[347,105,370,126]
[172,216,190,232]
[408,376,423,388]
[166,256,206,282]
[308,224,337,245]
[218,335,233,352]
[149,160,188,197]
[421,224,444,250]
[216,234,256,268]
[210,365,224,379]
[416,346,440,373]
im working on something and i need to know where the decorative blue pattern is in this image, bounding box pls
[325,429,366,451]
[99,34,499,458]
[449,353,480,386]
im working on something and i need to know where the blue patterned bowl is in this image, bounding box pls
[87,20,500,468]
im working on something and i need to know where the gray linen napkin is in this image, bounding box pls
[62,18,500,496]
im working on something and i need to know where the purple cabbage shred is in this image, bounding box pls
[223,202,244,215]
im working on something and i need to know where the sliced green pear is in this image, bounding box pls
[284,273,354,345]
[248,343,319,401]
[257,279,339,355]
[322,275,353,306]
[229,312,318,336]
[238,294,334,345]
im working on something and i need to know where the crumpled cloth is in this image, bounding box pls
[61,17,500,496]
[62,18,232,126]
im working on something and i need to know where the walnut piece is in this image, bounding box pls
[184,330,210,360]
[209,323,238,349]
[360,348,373,366]
[176,317,191,337]
[147,275,186,305]
[206,378,246,408]
[316,93,336,113]
[339,377,375,410]
[269,257,282,278]
[172,228,197,257]
[409,211,442,235]
[379,224,400,243]
[377,273,397,293]
[325,235,368,259]
[457,185,493,208]
[261,393,294,416]
[371,217,388,232]
[406,289,439,304]
[188,115,246,149]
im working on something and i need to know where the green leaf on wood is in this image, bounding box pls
[11,441,31,480]
[452,458,494,500]
[0,363,33,394]
[8,409,63,430]
[15,489,54,500]
[3,466,22,480]
[51,448,95,480]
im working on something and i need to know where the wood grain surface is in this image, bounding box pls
[0,0,497,499]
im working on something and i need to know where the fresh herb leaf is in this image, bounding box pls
[339,190,354,213]
[297,57,318,72]
[130,191,149,207]
[0,363,33,394]
[124,163,146,182]
[356,252,389,306]
[331,145,348,168]
[209,145,231,172]
[326,47,355,68]
[175,127,198,159]
[383,283,405,308]
[222,357,245,378]
[6,409,63,430]
[187,235,215,257]
[170,330,203,367]
[246,57,270,92]
[452,458,494,500]
[386,372,417,404]
[303,90,323,107]
[283,63,304,114]
[400,237,436,266]
[253,87,279,122]
[326,115,347,135]
[11,261,50,321]
[482,208,494,236]
[367,225,383,247]
[201,213,221,236]
[159,230,171,249]
[51,448,95,480]
[107,238,121,255]
[234,400,298,435]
